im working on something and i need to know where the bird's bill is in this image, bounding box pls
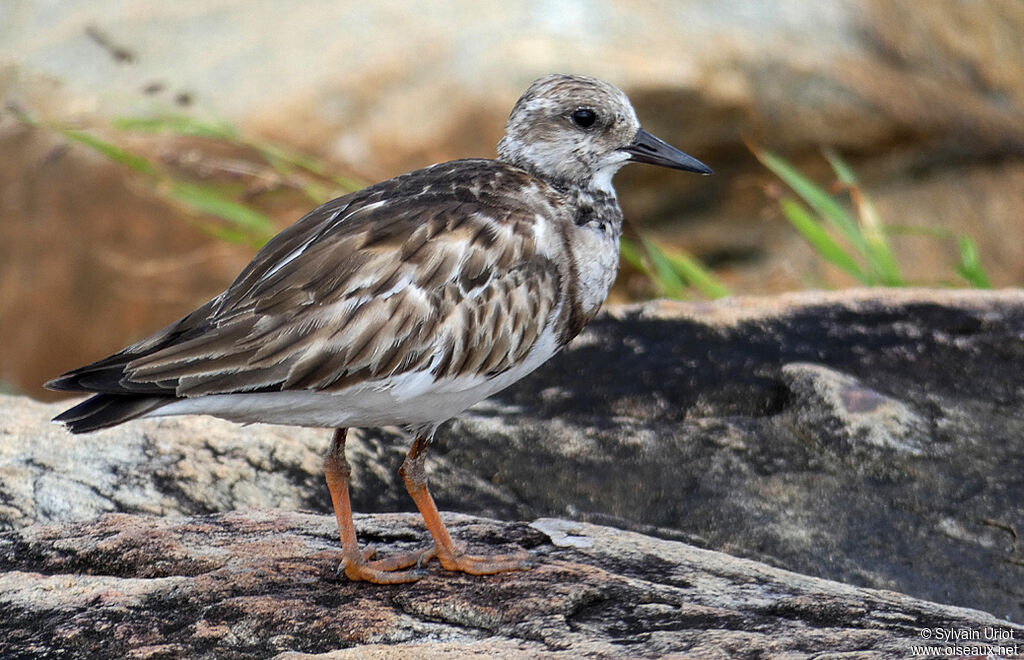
[622,128,713,174]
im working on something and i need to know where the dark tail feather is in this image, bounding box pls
[53,394,170,434]
[46,353,149,394]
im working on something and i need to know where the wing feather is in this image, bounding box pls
[109,160,567,398]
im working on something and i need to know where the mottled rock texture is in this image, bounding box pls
[438,290,1024,622]
[4,291,1022,640]
[3,512,1021,659]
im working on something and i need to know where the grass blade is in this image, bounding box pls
[116,114,366,195]
[641,238,689,299]
[619,236,648,274]
[822,148,857,184]
[114,115,239,140]
[621,236,731,300]
[168,182,275,243]
[196,223,267,247]
[780,197,868,283]
[824,149,903,285]
[664,250,731,299]
[955,236,992,288]
[251,141,366,192]
[754,147,872,259]
[57,128,159,177]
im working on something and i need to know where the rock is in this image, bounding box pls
[0,397,330,531]
[2,511,1021,658]
[4,290,1022,625]
[439,289,1024,621]
[779,362,929,456]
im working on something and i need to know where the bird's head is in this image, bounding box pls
[497,74,711,194]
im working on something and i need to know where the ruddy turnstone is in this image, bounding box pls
[47,74,712,583]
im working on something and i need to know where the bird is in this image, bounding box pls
[46,74,712,583]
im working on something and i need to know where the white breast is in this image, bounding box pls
[570,222,622,319]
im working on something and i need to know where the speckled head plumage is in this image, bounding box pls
[498,74,712,192]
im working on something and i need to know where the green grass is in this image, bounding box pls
[113,115,366,201]
[620,236,731,300]
[753,145,991,289]
[10,109,364,248]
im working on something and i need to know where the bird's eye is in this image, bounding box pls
[571,108,597,128]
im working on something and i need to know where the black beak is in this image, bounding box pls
[621,128,713,174]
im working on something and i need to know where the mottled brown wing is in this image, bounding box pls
[121,160,565,396]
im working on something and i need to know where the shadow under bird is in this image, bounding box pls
[47,74,712,583]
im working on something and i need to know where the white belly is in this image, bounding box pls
[149,322,560,429]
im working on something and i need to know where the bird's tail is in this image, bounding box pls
[52,394,169,434]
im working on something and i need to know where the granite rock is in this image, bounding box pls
[3,511,1021,658]
[4,290,1022,625]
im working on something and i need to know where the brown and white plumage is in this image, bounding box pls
[50,75,710,434]
[50,161,579,430]
[48,74,711,582]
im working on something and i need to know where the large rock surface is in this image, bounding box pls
[3,511,1022,658]
[3,290,1022,633]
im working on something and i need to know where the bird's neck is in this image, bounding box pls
[500,155,625,236]
[554,182,624,234]
[548,180,625,349]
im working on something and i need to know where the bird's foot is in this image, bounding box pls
[362,544,438,570]
[337,544,437,584]
[435,543,534,576]
[337,543,532,581]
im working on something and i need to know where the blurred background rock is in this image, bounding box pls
[2,0,1022,401]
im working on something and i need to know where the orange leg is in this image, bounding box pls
[323,428,432,583]
[398,433,533,575]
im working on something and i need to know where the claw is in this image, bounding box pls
[415,545,437,569]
